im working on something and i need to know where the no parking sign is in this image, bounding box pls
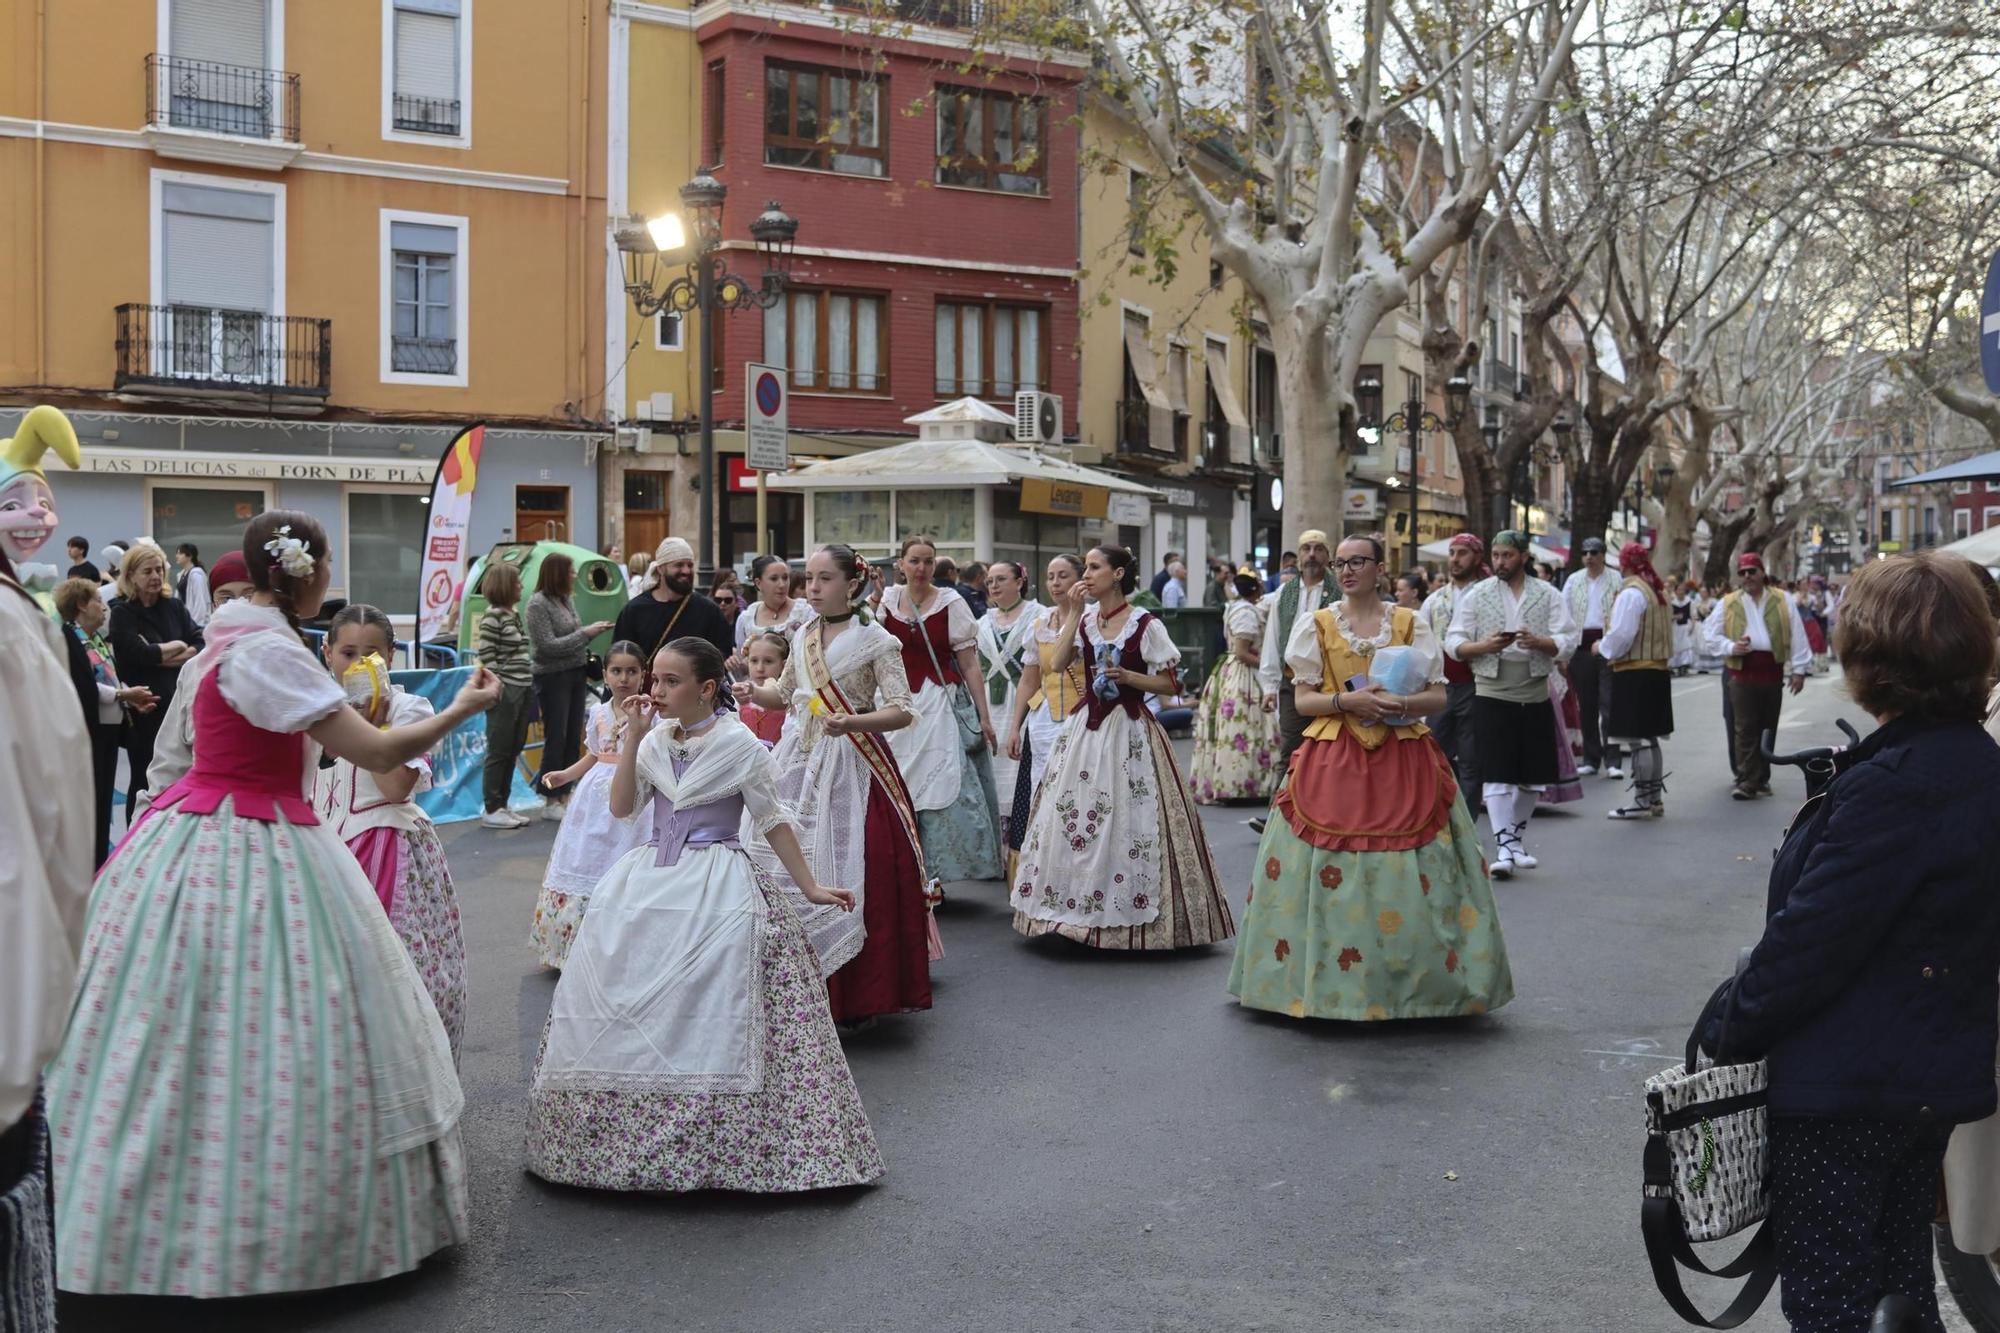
[746,363,789,471]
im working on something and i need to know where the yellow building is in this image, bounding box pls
[0,0,608,614]
[1077,95,1266,599]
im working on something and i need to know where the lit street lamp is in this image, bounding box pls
[616,174,798,576]
[1356,372,1472,569]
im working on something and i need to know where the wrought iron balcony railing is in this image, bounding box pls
[393,93,462,137]
[146,53,301,143]
[391,335,459,376]
[115,304,331,398]
[834,0,1079,40]
[1117,398,1173,456]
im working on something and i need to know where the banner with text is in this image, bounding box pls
[393,666,544,823]
[417,423,485,643]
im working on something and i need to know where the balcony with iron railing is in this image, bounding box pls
[393,93,463,137]
[115,304,331,402]
[832,0,1080,40]
[1200,419,1252,472]
[391,336,459,377]
[1117,398,1174,457]
[144,53,303,168]
[1482,360,1525,396]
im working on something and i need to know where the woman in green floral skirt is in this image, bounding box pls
[1228,535,1513,1022]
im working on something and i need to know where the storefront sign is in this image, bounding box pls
[75,448,434,485]
[1154,481,1236,521]
[1343,486,1382,520]
[1020,477,1110,519]
[1107,492,1151,526]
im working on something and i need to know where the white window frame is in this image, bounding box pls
[148,169,287,363]
[343,481,429,624]
[1986,506,2000,531]
[655,310,684,352]
[380,0,473,150]
[1987,480,2000,494]
[158,0,285,74]
[1954,480,1973,494]
[1955,507,1972,540]
[379,208,469,387]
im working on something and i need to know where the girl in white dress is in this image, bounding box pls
[314,603,467,1066]
[879,536,1003,885]
[1011,545,1235,951]
[737,545,934,1022]
[975,560,1044,831]
[731,554,813,674]
[525,637,881,1192]
[531,640,652,969]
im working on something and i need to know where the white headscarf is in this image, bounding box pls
[633,536,695,596]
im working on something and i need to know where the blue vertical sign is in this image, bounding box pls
[1983,250,2000,394]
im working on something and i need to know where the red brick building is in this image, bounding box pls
[693,10,1086,441]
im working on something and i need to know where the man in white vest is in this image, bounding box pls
[1250,528,1331,835]
[1701,550,1810,800]
[1445,529,1580,878]
[1421,532,1486,801]
[1562,537,1622,778]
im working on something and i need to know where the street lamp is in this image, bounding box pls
[1358,373,1471,569]
[616,175,797,576]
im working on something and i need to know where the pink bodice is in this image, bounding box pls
[149,663,319,824]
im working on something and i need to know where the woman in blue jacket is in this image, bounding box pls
[1701,551,2000,1332]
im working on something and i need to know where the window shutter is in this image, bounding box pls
[390,221,459,256]
[162,184,274,312]
[395,9,459,101]
[171,0,267,68]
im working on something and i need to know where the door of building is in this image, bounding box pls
[623,469,671,561]
[515,485,569,544]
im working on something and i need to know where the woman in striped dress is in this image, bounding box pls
[46,512,498,1298]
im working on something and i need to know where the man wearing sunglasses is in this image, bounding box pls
[1250,529,1332,834]
[1444,530,1580,878]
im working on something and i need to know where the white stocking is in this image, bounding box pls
[1482,784,1516,834]
[1514,787,1539,830]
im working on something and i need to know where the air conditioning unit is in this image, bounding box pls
[615,425,652,454]
[650,391,675,421]
[1014,390,1062,445]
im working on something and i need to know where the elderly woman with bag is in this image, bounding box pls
[1697,551,2000,1332]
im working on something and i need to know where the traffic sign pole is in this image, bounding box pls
[756,466,768,556]
[745,362,790,556]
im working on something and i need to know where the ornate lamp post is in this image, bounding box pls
[1357,372,1472,569]
[615,175,798,575]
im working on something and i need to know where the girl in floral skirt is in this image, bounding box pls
[314,603,468,1066]
[1188,572,1281,803]
[531,640,652,970]
[525,637,881,1193]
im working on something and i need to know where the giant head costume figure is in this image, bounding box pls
[0,406,83,591]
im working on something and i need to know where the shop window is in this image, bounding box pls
[763,288,886,393]
[149,485,267,573]
[815,489,892,549]
[347,488,427,611]
[935,86,1045,195]
[934,300,1045,399]
[764,62,885,177]
[896,489,974,546]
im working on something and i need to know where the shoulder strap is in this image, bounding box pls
[649,595,692,662]
[1640,1202,1775,1328]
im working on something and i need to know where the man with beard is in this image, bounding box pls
[1248,529,1331,834]
[1445,530,1579,879]
[1561,536,1622,777]
[612,536,735,664]
[1421,532,1486,800]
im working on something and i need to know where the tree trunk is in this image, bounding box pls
[1272,314,1347,542]
[1701,510,1755,587]
[1567,451,1619,572]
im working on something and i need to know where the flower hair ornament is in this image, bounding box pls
[263,525,316,580]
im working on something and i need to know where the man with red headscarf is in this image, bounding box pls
[1595,541,1676,818]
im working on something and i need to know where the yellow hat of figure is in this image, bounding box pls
[1295,528,1330,548]
[0,406,83,489]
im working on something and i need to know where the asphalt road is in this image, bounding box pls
[60,670,1941,1332]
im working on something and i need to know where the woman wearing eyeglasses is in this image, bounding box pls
[1228,534,1513,1023]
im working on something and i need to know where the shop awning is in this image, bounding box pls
[764,436,1164,496]
[1887,449,2000,489]
[1122,319,1171,411]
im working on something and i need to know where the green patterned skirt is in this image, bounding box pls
[1227,780,1514,1022]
